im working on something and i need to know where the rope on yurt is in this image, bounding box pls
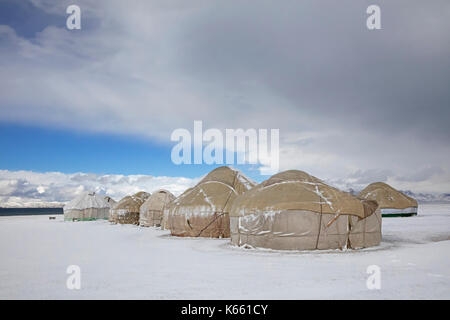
[158,193,169,226]
[315,190,323,250]
[362,213,367,247]
[196,212,227,237]
[196,170,238,237]
[346,216,353,249]
[326,213,341,229]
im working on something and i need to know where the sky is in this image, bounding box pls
[0,0,449,206]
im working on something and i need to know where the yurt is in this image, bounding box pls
[109,191,150,224]
[139,190,175,227]
[358,182,418,217]
[64,192,114,221]
[165,166,256,238]
[229,170,382,250]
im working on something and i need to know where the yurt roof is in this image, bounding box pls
[114,191,150,211]
[133,191,151,202]
[104,196,116,205]
[197,166,256,192]
[169,166,256,213]
[140,190,175,212]
[64,192,112,210]
[358,182,418,209]
[230,170,377,219]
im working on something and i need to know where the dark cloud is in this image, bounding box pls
[178,0,450,139]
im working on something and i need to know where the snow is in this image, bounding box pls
[64,192,112,210]
[199,181,238,194]
[228,166,257,190]
[313,184,335,210]
[260,180,300,189]
[199,188,216,211]
[239,210,280,233]
[236,173,256,191]
[0,203,449,299]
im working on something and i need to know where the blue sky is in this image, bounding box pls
[0,0,62,37]
[0,122,170,175]
[0,122,262,180]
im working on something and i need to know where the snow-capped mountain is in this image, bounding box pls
[342,187,450,203]
[401,191,450,203]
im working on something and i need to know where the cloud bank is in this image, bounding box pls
[1,168,449,207]
[0,170,198,207]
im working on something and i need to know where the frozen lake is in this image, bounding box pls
[0,203,449,299]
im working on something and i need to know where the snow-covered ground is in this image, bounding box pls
[0,204,449,299]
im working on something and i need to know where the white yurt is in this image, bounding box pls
[139,190,175,227]
[64,192,114,221]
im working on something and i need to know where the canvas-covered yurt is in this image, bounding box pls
[64,191,114,221]
[229,170,382,250]
[358,182,418,217]
[109,191,150,224]
[165,166,256,238]
[139,190,175,227]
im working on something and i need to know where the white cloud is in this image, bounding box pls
[1,166,449,208]
[0,170,199,207]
